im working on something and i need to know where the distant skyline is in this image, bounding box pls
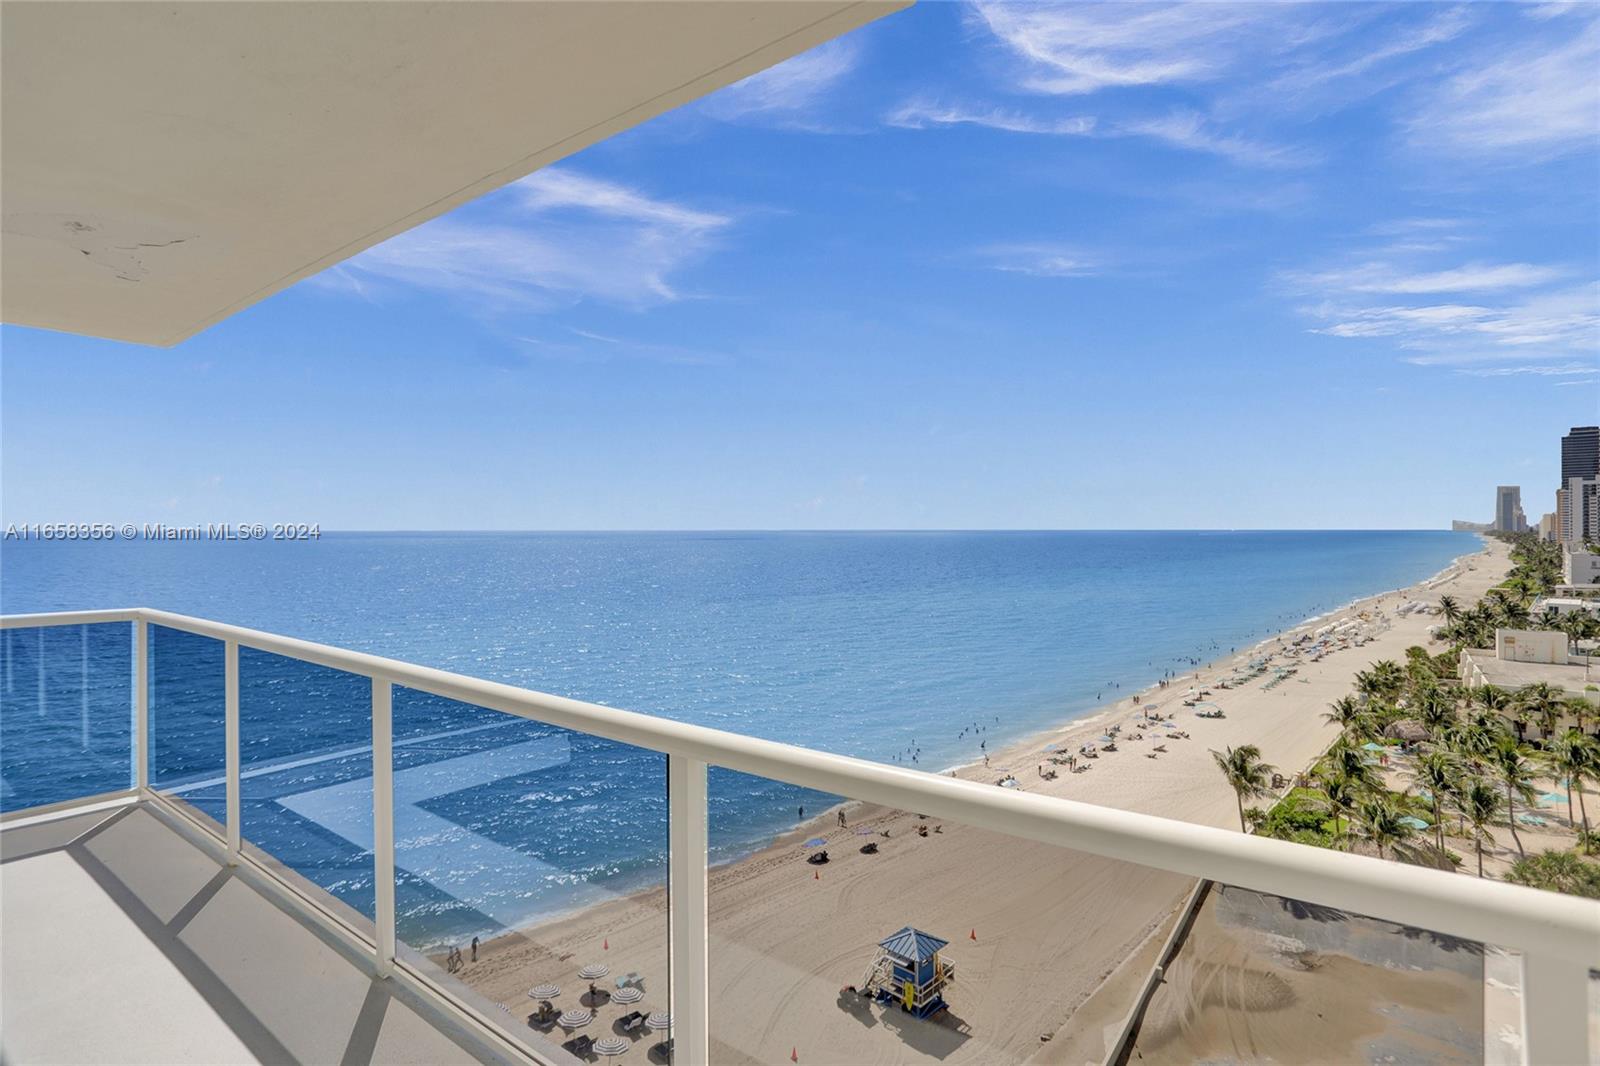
[3,2,1597,530]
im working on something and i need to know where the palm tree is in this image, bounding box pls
[1491,739,1539,859]
[1316,770,1364,847]
[1546,729,1597,850]
[1353,794,1417,860]
[1414,686,1456,737]
[1438,595,1461,627]
[1454,778,1502,877]
[1407,748,1459,855]
[1322,696,1365,735]
[1323,737,1379,791]
[1211,744,1276,833]
[1515,683,1567,744]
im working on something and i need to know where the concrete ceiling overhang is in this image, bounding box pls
[0,1,907,347]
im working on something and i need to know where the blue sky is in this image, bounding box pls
[3,1,1597,530]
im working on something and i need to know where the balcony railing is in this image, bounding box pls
[2,607,1597,1065]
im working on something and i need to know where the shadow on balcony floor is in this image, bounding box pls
[0,802,509,1065]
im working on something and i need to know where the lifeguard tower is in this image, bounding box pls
[861,926,955,1019]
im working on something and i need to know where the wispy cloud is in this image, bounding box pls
[1287,225,1597,368]
[1291,261,1568,296]
[886,98,1094,136]
[699,39,859,127]
[1405,16,1600,158]
[968,1,1277,95]
[315,169,732,311]
[977,243,1098,278]
[1453,363,1599,377]
[1119,112,1317,169]
[886,99,1310,168]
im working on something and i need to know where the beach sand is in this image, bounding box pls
[440,539,1511,1065]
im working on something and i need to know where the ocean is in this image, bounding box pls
[0,530,1475,946]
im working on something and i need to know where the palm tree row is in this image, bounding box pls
[1220,644,1600,892]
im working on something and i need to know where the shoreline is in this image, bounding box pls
[436,538,1511,1064]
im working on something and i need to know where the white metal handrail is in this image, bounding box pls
[2,607,1596,1065]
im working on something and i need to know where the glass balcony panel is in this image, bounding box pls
[705,768,1194,1065]
[237,647,375,930]
[389,688,669,1061]
[0,623,132,812]
[147,623,225,830]
[1128,883,1487,1064]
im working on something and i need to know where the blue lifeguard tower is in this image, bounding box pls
[861,926,955,1019]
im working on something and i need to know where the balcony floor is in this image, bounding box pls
[0,801,505,1065]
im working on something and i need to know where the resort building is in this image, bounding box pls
[1538,511,1558,541]
[1494,486,1527,533]
[1566,546,1600,587]
[1459,631,1598,735]
[2,6,1597,1066]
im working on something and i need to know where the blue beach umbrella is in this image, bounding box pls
[1536,792,1566,808]
[1399,816,1429,830]
[804,837,827,847]
[1361,742,1386,752]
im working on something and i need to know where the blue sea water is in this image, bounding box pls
[0,530,1476,945]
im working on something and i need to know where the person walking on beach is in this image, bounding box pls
[471,936,479,963]
[838,810,847,828]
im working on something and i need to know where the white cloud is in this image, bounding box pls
[886,98,1095,135]
[968,1,1275,95]
[978,243,1098,278]
[1119,112,1318,169]
[1406,17,1600,157]
[1294,261,1568,296]
[1453,363,1599,377]
[699,39,859,125]
[318,169,731,311]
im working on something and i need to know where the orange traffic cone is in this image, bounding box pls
[603,938,609,951]
[813,870,820,880]
[969,929,976,941]
[791,1049,798,1063]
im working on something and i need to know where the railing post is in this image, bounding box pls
[668,755,709,1066]
[372,677,396,978]
[225,640,241,858]
[134,618,148,793]
[81,624,90,749]
[1520,951,1588,1066]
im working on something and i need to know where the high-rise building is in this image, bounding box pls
[1495,485,1527,533]
[1561,426,1599,485]
[1539,512,1558,541]
[1559,476,1599,544]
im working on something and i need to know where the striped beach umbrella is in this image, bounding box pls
[528,983,560,1000]
[594,1036,629,1060]
[612,985,644,1004]
[557,1008,593,1029]
[645,1011,672,1031]
[578,963,610,980]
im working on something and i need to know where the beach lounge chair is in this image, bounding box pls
[618,1011,646,1032]
[650,1039,674,1063]
[616,972,644,990]
[562,1034,595,1058]
[859,841,879,854]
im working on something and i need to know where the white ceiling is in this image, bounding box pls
[1,1,906,346]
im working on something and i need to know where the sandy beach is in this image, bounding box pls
[444,538,1511,1065]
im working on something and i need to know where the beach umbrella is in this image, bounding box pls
[1398,816,1429,830]
[1044,743,1057,751]
[855,827,874,835]
[579,964,610,981]
[803,837,827,847]
[528,983,561,1000]
[1536,792,1566,808]
[1097,735,1115,744]
[645,1011,672,1031]
[612,986,644,1004]
[1360,742,1386,752]
[594,1036,630,1061]
[557,1008,593,1029]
